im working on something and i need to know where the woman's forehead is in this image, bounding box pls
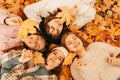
[52,49,64,56]
[66,33,75,40]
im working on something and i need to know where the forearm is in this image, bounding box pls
[0,24,19,38]
[1,57,21,75]
[0,39,22,52]
[24,1,44,22]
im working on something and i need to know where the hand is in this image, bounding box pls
[107,57,120,66]
[19,49,33,63]
[5,16,23,26]
[74,58,85,69]
[70,6,79,17]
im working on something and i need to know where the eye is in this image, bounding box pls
[73,36,77,40]
[51,26,55,30]
[53,50,57,55]
[58,57,63,61]
[67,41,72,45]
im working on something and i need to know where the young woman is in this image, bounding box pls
[0,34,46,55]
[1,46,68,80]
[61,32,120,80]
[0,9,46,55]
[23,0,96,44]
[38,12,68,44]
[24,0,96,27]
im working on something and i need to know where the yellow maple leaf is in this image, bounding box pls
[18,19,39,39]
[62,53,76,66]
[56,7,75,26]
[33,51,45,65]
[86,38,94,43]
[69,24,80,33]
[114,28,120,36]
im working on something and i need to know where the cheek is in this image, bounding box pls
[27,42,36,48]
[67,46,74,51]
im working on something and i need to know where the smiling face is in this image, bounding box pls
[65,33,83,52]
[47,18,63,37]
[46,49,65,70]
[23,35,46,51]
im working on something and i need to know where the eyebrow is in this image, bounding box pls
[60,56,64,60]
[54,50,57,54]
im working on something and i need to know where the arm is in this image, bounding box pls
[0,8,22,25]
[73,0,96,27]
[1,49,33,75]
[1,57,21,75]
[95,42,120,57]
[24,0,48,22]
[0,8,11,24]
[70,58,99,80]
[0,24,19,38]
[89,42,120,66]
[0,35,23,53]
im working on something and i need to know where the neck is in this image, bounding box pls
[76,47,87,58]
[45,65,53,71]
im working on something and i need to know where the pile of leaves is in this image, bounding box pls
[1,0,120,80]
[70,0,120,47]
[0,0,40,19]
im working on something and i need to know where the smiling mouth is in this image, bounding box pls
[50,58,55,63]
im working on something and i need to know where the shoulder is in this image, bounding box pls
[87,42,110,49]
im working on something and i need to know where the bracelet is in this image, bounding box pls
[4,17,10,25]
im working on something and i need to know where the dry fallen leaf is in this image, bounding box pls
[56,7,75,26]
[59,65,72,80]
[69,24,80,33]
[33,51,45,65]
[18,19,39,39]
[62,53,76,66]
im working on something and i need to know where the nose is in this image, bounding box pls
[73,40,77,45]
[53,55,58,60]
[32,38,37,44]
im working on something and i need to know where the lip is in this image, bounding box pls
[50,58,55,63]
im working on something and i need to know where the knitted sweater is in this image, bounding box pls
[0,25,22,55]
[0,8,22,55]
[24,0,96,27]
[71,42,120,80]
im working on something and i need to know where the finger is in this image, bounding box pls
[107,57,112,63]
[77,62,84,69]
[74,58,80,62]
